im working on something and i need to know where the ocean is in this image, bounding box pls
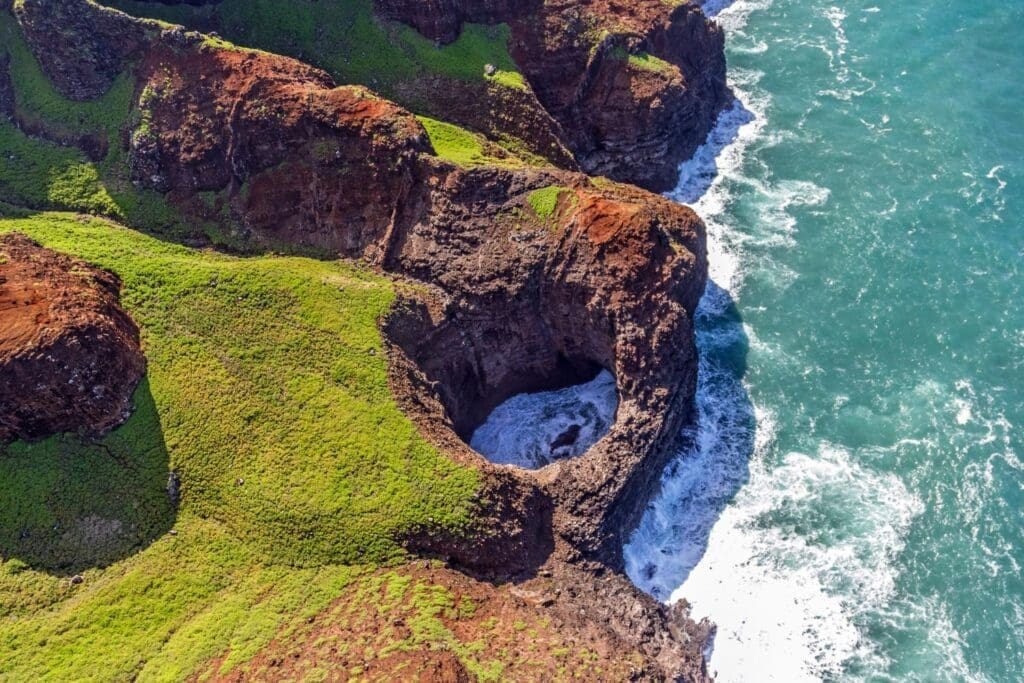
[469,0,1023,678]
[622,0,1024,680]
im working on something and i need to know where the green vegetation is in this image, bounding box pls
[101,0,545,163]
[527,185,571,222]
[0,12,194,236]
[610,47,677,76]
[1,213,479,567]
[418,116,528,168]
[0,14,134,138]
[0,122,120,215]
[104,0,526,93]
[0,211,481,678]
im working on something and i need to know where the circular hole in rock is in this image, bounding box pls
[469,369,618,469]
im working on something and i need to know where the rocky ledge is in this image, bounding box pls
[7,0,723,677]
[0,232,145,443]
[120,0,730,192]
[377,0,731,191]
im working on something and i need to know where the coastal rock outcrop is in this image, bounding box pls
[116,29,707,562]
[0,233,145,442]
[376,0,731,191]
[7,1,717,676]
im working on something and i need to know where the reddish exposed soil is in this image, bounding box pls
[7,1,725,677]
[0,232,145,442]
[198,560,710,682]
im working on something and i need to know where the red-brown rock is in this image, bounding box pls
[375,0,731,191]
[0,233,145,442]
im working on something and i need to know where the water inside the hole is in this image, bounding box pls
[469,370,617,468]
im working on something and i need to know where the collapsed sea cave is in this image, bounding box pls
[383,292,620,469]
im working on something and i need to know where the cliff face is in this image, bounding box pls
[376,0,731,191]
[131,45,429,259]
[0,233,145,443]
[122,34,707,570]
[6,0,719,677]
[14,0,148,100]
[510,1,730,190]
[108,0,729,191]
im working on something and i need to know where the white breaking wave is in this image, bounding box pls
[469,370,617,469]
[626,1,930,681]
[466,1,963,680]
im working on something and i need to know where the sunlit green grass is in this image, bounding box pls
[101,0,543,165]
[0,213,479,567]
[417,116,531,168]
[527,185,568,221]
[104,0,526,93]
[0,211,481,679]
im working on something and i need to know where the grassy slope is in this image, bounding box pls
[101,0,549,167]
[0,11,193,236]
[0,7,607,681]
[104,0,526,93]
[0,212,480,679]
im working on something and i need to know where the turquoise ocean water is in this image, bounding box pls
[620,0,1024,680]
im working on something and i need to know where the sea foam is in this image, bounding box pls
[469,370,617,468]
[625,1,923,679]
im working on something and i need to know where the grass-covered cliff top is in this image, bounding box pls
[0,7,541,236]
[103,0,527,93]
[0,211,489,678]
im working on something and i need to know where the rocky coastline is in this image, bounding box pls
[2,0,730,678]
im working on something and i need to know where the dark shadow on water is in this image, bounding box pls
[668,99,755,206]
[698,0,741,19]
[0,377,176,575]
[624,279,757,601]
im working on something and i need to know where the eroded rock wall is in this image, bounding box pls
[508,0,730,190]
[5,2,717,675]
[13,0,150,100]
[376,0,731,191]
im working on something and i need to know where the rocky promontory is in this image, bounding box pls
[1,0,729,678]
[377,0,730,190]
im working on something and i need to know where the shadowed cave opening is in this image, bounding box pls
[386,297,622,471]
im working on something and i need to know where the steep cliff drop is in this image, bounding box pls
[376,0,731,191]
[4,0,727,677]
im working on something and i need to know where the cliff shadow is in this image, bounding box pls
[624,279,756,601]
[666,98,754,206]
[0,377,176,575]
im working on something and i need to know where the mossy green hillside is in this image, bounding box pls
[610,47,676,76]
[0,12,196,235]
[0,213,479,568]
[526,185,575,229]
[101,0,545,164]
[104,0,527,94]
[417,116,533,168]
